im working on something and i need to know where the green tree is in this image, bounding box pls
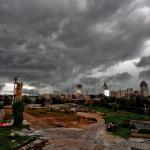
[22,95,31,105]
[0,101,4,110]
[12,101,24,127]
[3,95,12,106]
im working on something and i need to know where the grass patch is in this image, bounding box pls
[139,129,150,134]
[0,126,35,150]
[89,106,150,138]
[105,112,150,138]
[0,143,16,150]
[88,106,113,114]
[105,112,150,125]
[113,127,131,138]
[0,110,35,149]
[0,111,13,123]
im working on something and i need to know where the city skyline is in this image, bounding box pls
[1,80,149,96]
[0,0,150,93]
[0,1,150,149]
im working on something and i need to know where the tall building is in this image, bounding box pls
[103,83,110,97]
[118,89,126,97]
[125,88,133,97]
[110,91,118,98]
[110,89,126,98]
[140,81,149,97]
[75,84,84,96]
[15,82,23,100]
[134,90,141,96]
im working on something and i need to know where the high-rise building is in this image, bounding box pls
[75,84,84,96]
[140,81,149,97]
[134,90,141,96]
[118,89,126,97]
[110,91,119,98]
[103,83,110,97]
[110,89,126,98]
[125,88,133,97]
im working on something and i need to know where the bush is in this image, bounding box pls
[108,103,119,111]
[52,97,64,104]
[121,120,129,128]
[22,96,31,105]
[12,101,24,127]
[113,127,131,138]
[0,101,4,110]
[139,129,150,134]
[3,95,12,106]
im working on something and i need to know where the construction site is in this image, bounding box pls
[0,79,150,150]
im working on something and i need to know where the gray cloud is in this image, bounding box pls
[79,72,133,93]
[136,55,150,67]
[139,69,150,80]
[23,88,39,96]
[0,0,150,92]
[0,84,5,91]
[80,77,98,85]
[104,72,134,90]
[105,72,133,83]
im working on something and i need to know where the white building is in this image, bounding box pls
[103,83,110,97]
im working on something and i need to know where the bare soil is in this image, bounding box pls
[24,108,96,129]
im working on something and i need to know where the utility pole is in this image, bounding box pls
[12,77,18,105]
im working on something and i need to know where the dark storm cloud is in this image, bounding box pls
[80,72,133,94]
[80,72,133,85]
[80,77,98,85]
[136,55,150,67]
[103,72,133,90]
[139,69,150,80]
[0,84,5,91]
[23,88,39,95]
[105,72,133,83]
[0,0,150,91]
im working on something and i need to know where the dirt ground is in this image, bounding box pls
[23,111,129,150]
[24,108,96,129]
[3,108,149,150]
[4,108,12,114]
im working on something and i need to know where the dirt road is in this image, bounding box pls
[24,112,129,150]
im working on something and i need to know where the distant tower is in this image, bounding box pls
[140,81,149,97]
[75,84,84,96]
[15,82,23,100]
[103,83,110,97]
[13,77,23,103]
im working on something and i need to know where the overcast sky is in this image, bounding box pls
[0,0,150,94]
